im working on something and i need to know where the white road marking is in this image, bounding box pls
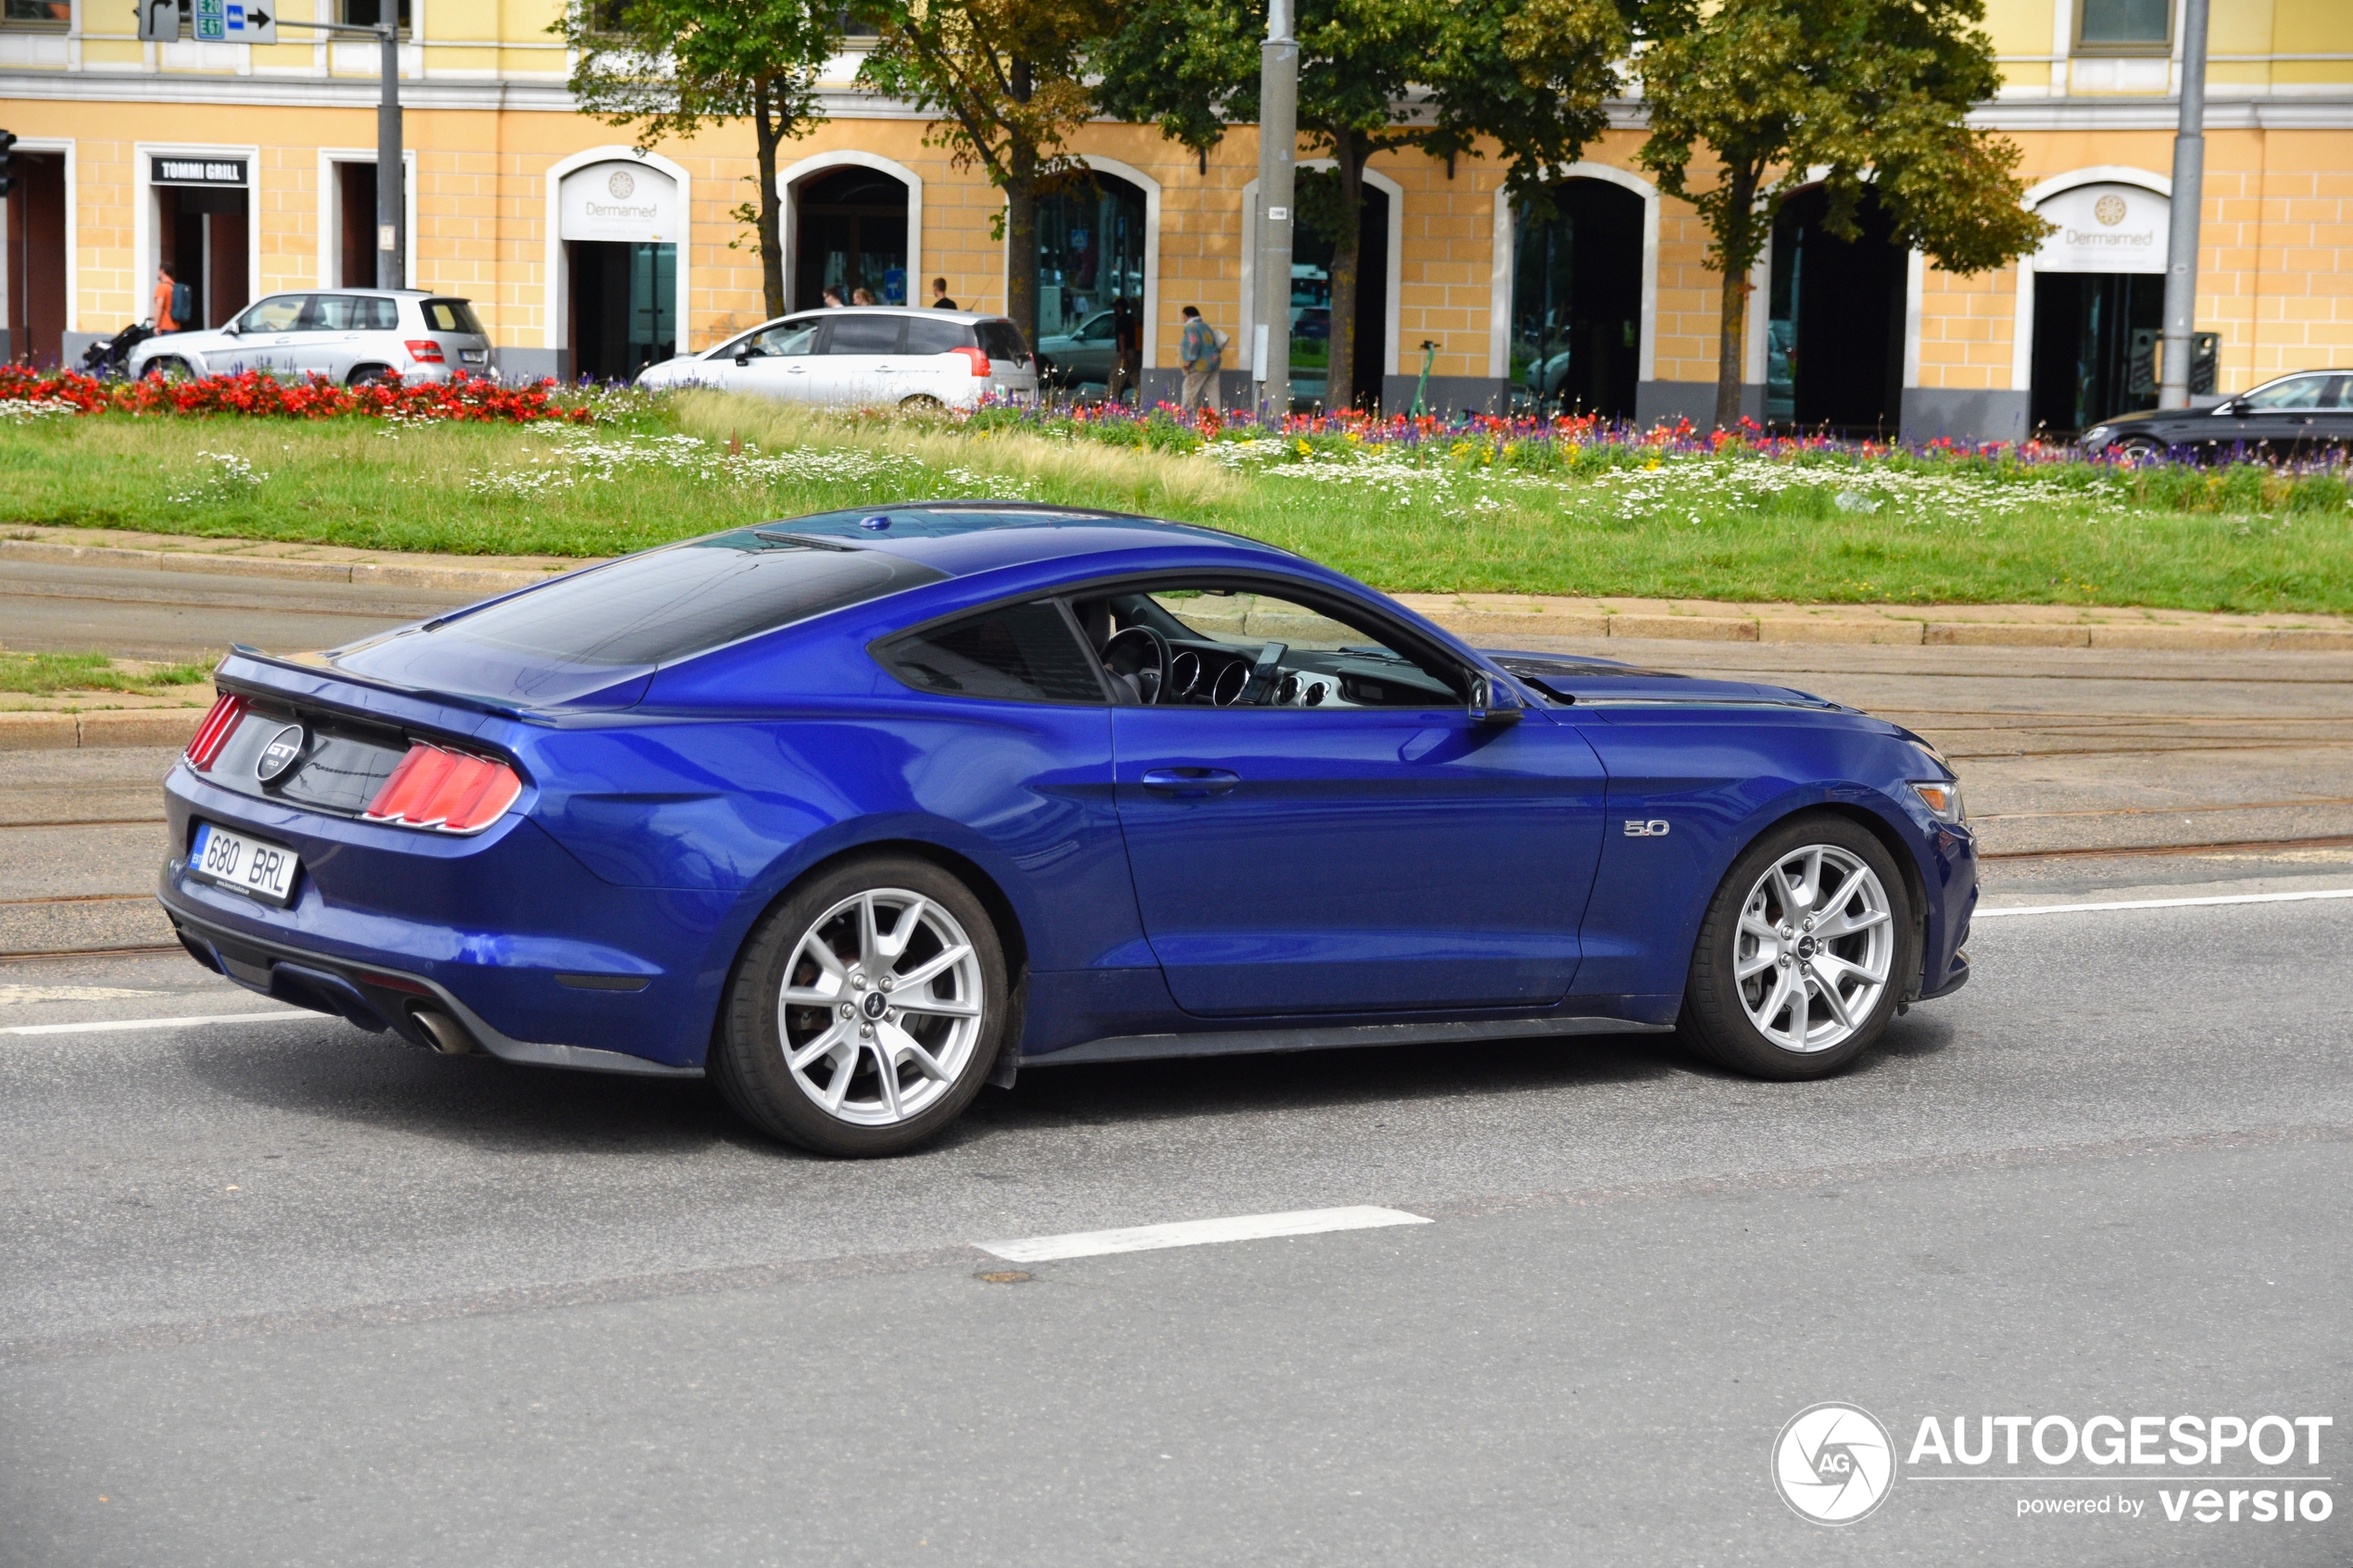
[0,985,188,1007]
[976,1205,1432,1263]
[0,1010,313,1037]
[1975,887,2353,921]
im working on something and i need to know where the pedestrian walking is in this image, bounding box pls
[851,287,877,306]
[1178,306,1224,413]
[1105,305,1140,407]
[930,278,957,309]
[822,286,845,308]
[152,262,181,333]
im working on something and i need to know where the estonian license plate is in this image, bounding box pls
[460,349,487,364]
[190,822,301,906]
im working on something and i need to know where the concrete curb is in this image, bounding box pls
[1,537,558,596]
[0,708,208,752]
[1416,610,2353,654]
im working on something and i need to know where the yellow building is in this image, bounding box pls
[1,0,2347,438]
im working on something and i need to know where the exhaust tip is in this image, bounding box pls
[409,1008,477,1057]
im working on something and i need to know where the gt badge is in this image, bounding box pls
[255,723,307,785]
[1623,819,1670,837]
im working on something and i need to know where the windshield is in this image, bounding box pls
[330,536,946,706]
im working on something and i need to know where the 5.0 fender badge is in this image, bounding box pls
[255,723,307,785]
[1623,819,1670,837]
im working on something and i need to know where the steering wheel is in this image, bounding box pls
[1101,625,1172,705]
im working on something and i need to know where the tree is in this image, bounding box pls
[556,0,839,320]
[1626,0,2052,430]
[1095,0,1627,409]
[856,0,1109,346]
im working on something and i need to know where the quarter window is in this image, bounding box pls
[878,602,1106,705]
[904,316,974,356]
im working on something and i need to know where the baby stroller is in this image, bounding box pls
[80,321,157,377]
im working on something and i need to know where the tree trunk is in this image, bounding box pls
[999,58,1040,347]
[753,80,787,320]
[1713,262,1747,432]
[1327,136,1365,412]
[1712,168,1762,433]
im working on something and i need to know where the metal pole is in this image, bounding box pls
[1254,0,1297,420]
[377,20,404,290]
[2157,0,2208,410]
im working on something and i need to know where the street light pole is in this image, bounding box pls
[376,21,403,289]
[1254,0,1297,420]
[2157,0,2209,410]
[263,15,403,289]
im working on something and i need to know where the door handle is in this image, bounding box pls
[1139,767,1241,798]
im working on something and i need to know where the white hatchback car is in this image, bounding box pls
[128,290,494,385]
[635,307,1037,409]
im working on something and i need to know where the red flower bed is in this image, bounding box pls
[0,366,594,424]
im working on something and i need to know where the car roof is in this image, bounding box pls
[724,502,1297,575]
[767,307,1007,325]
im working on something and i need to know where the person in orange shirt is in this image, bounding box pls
[152,263,179,333]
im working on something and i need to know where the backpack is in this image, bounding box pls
[170,282,194,324]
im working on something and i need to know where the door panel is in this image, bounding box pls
[1112,707,1607,1016]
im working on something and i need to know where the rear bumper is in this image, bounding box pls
[160,901,698,1076]
[161,761,733,1071]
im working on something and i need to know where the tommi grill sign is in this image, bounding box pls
[151,157,249,188]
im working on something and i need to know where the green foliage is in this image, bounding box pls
[553,0,841,316]
[0,650,214,696]
[1592,0,2054,426]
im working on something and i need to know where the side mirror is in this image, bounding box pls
[2221,398,2248,416]
[734,354,750,366]
[1467,672,1523,726]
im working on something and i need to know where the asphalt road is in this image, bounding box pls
[1,886,2347,1564]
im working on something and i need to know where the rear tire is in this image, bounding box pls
[347,364,396,386]
[898,394,947,415]
[1679,814,1915,1080]
[711,855,1008,1157]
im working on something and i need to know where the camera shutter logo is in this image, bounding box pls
[2094,193,2128,227]
[1773,1403,1896,1524]
[607,169,636,200]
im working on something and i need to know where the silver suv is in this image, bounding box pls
[127,290,494,385]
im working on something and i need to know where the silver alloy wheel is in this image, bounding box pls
[776,887,985,1126]
[1732,844,1894,1053]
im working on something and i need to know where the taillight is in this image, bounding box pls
[405,339,447,364]
[364,743,522,834]
[950,345,990,377]
[185,692,247,771]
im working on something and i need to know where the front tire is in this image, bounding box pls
[1679,815,1914,1079]
[712,856,1008,1156]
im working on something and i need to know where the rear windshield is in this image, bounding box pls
[975,320,1031,366]
[333,537,946,706]
[422,298,484,335]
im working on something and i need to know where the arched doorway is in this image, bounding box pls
[1510,179,1642,420]
[794,169,910,309]
[2025,181,2169,434]
[1766,186,1906,434]
[1034,171,1148,397]
[560,158,680,383]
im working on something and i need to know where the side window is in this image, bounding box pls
[1067,581,1464,709]
[358,296,402,331]
[2245,376,2327,411]
[826,314,904,355]
[240,296,308,333]
[904,316,972,356]
[309,295,361,331]
[734,320,822,358]
[877,601,1106,705]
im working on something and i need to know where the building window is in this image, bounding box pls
[1,0,73,30]
[341,0,411,32]
[2075,0,2171,55]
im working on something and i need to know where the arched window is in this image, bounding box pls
[1034,171,1148,397]
[795,169,911,309]
[1766,186,1906,433]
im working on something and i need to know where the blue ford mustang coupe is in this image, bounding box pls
[158,505,1975,1155]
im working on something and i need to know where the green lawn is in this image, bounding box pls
[1,393,2348,613]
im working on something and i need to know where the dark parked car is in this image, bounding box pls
[2078,369,2353,459]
